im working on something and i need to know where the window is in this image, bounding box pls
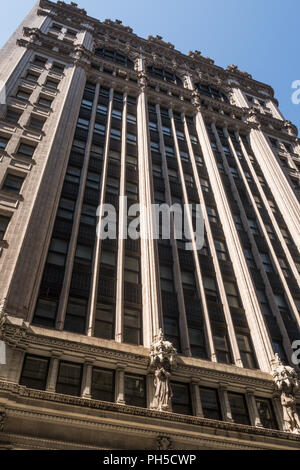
[189,328,206,359]
[57,198,75,220]
[64,297,88,333]
[45,79,59,90]
[190,135,198,145]
[265,224,276,241]
[17,142,36,159]
[20,355,49,390]
[127,114,136,124]
[16,89,31,101]
[74,244,93,266]
[229,167,239,179]
[168,168,178,181]
[47,238,68,267]
[150,141,160,152]
[51,23,62,32]
[94,303,114,339]
[38,96,53,108]
[56,361,82,396]
[164,317,180,351]
[236,334,256,369]
[126,154,137,170]
[200,178,210,192]
[165,146,175,158]
[278,257,290,278]
[280,228,292,245]
[243,248,255,268]
[124,307,141,345]
[194,154,203,166]
[149,122,158,132]
[5,108,22,123]
[81,204,96,226]
[203,277,219,303]
[91,368,114,402]
[228,393,250,425]
[162,126,172,137]
[94,123,106,136]
[25,72,39,83]
[127,134,137,145]
[2,173,24,194]
[160,265,174,292]
[256,398,277,429]
[171,383,192,415]
[126,182,138,200]
[180,151,189,162]
[259,252,273,273]
[268,199,277,214]
[33,298,57,328]
[199,387,222,420]
[207,206,218,224]
[213,331,231,364]
[0,135,9,151]
[181,270,196,291]
[124,256,140,283]
[176,130,184,141]
[124,374,146,407]
[224,282,241,308]
[28,116,45,130]
[86,171,101,190]
[147,66,183,86]
[248,218,260,236]
[106,177,119,195]
[214,240,228,261]
[95,49,134,69]
[52,62,65,74]
[110,128,121,140]
[234,214,243,231]
[152,164,162,178]
[112,109,122,120]
[33,56,47,67]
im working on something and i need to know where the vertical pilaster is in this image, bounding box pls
[81,360,94,398]
[245,389,263,427]
[191,379,204,417]
[46,352,62,393]
[115,365,126,405]
[218,384,233,422]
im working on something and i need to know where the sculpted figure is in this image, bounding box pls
[272,354,300,433]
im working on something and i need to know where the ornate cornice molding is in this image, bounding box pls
[1,380,300,447]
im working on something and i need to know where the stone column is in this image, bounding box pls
[136,57,161,347]
[81,359,94,399]
[218,384,233,422]
[115,364,126,404]
[191,379,204,417]
[147,372,156,410]
[272,393,285,431]
[245,389,263,427]
[46,351,62,392]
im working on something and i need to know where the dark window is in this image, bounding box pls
[256,398,277,429]
[33,56,47,67]
[124,307,141,345]
[2,173,24,194]
[25,72,39,83]
[45,79,58,90]
[171,382,192,415]
[16,89,31,101]
[20,354,49,390]
[95,48,134,69]
[17,142,36,158]
[38,96,53,108]
[5,108,22,123]
[91,368,114,402]
[28,116,45,130]
[33,298,57,328]
[47,238,68,267]
[199,387,222,420]
[94,303,114,339]
[228,392,250,425]
[213,330,232,364]
[0,215,10,240]
[147,66,183,86]
[64,297,87,334]
[0,135,9,150]
[51,63,65,74]
[124,374,146,407]
[236,334,257,369]
[56,361,82,396]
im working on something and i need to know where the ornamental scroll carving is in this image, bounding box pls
[150,329,177,412]
[272,354,300,434]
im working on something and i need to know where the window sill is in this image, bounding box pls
[11,153,35,165]
[0,189,23,202]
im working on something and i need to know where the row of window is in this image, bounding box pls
[19,354,278,429]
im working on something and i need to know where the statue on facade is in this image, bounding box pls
[150,329,177,412]
[272,354,300,434]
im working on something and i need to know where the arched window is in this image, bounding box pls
[195,82,229,102]
[95,48,134,69]
[147,66,183,87]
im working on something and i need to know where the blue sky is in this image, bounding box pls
[1,0,299,131]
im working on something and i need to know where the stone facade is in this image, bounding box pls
[0,0,299,450]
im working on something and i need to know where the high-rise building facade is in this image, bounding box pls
[0,0,299,450]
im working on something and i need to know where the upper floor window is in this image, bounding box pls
[171,382,192,415]
[228,392,250,425]
[95,48,134,69]
[199,387,222,420]
[0,215,11,240]
[196,83,229,102]
[147,66,183,86]
[124,374,146,407]
[20,354,49,391]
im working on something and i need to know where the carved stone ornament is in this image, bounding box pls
[226,64,252,80]
[138,71,148,92]
[247,108,260,125]
[191,89,202,110]
[150,329,177,412]
[156,435,172,450]
[272,354,300,434]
